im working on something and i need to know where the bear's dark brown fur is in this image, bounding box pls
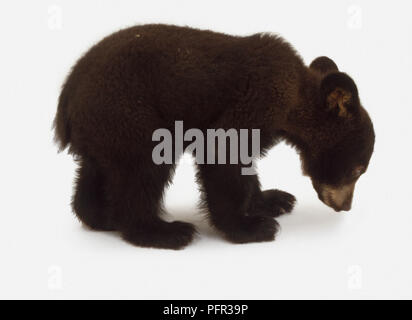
[54,24,375,249]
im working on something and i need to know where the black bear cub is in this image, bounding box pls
[54,24,375,249]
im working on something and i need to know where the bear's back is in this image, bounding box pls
[67,25,303,129]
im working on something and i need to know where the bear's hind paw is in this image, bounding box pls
[122,220,197,250]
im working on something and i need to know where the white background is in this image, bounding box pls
[0,0,411,299]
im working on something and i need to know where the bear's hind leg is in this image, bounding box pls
[108,161,197,250]
[72,158,115,231]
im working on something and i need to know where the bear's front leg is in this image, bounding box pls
[196,164,279,243]
[248,189,296,218]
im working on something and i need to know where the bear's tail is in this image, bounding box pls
[53,80,72,152]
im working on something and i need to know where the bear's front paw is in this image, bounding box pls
[219,216,279,244]
[249,189,296,218]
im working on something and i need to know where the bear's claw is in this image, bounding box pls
[249,189,296,218]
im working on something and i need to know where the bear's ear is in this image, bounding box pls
[310,56,339,75]
[320,72,360,118]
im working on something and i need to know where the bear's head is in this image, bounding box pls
[301,57,375,212]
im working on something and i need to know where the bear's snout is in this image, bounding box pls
[316,182,355,212]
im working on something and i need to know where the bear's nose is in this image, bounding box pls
[341,201,352,211]
[333,203,351,212]
[332,198,352,212]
